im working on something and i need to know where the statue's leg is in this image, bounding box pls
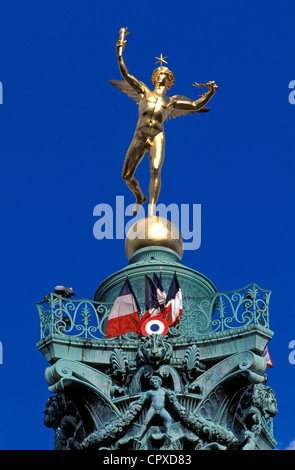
[160,409,172,437]
[137,406,155,438]
[148,131,165,216]
[122,132,148,215]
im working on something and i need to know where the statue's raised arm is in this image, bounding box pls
[116,28,148,96]
[167,81,218,121]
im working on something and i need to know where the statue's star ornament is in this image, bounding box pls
[155,54,168,66]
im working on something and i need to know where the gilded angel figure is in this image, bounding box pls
[111,28,218,216]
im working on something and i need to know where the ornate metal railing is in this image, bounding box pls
[36,283,271,342]
[168,283,271,339]
[37,294,112,340]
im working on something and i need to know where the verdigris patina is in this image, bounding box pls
[39,247,277,450]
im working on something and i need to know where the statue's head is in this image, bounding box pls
[44,394,67,429]
[150,375,162,389]
[253,384,278,420]
[152,66,175,90]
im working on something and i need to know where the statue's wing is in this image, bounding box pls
[167,95,210,120]
[110,79,142,104]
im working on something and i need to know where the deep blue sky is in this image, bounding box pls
[0,0,294,450]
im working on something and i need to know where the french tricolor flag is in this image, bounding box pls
[106,276,140,338]
[164,272,182,327]
[146,272,166,315]
[138,274,166,329]
[262,347,273,368]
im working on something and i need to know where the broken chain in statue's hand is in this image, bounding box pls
[193,80,218,96]
[193,80,216,89]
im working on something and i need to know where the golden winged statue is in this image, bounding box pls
[111,28,218,216]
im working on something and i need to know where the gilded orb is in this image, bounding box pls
[125,216,183,260]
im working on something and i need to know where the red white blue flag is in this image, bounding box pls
[106,276,140,338]
[164,272,183,327]
[262,347,273,368]
[153,270,166,306]
[140,271,182,335]
[139,273,166,328]
[146,272,166,316]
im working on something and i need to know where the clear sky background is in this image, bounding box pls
[0,0,294,450]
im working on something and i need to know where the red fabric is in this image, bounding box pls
[106,311,140,338]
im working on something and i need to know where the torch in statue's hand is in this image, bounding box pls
[117,27,130,50]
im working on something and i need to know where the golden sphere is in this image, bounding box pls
[125,216,183,260]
